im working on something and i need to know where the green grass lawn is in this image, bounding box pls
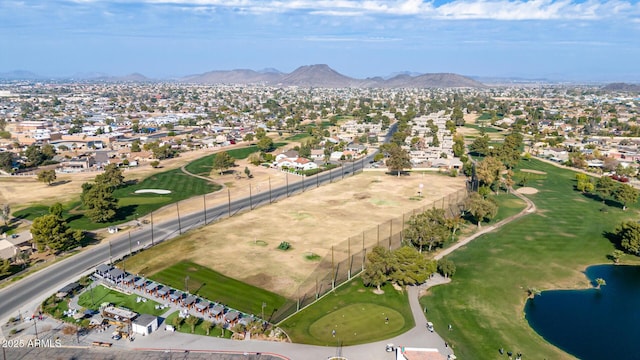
[286,133,311,141]
[164,311,232,338]
[280,279,414,346]
[77,285,165,316]
[14,168,220,230]
[419,158,640,359]
[184,143,286,176]
[150,261,289,319]
[464,123,502,133]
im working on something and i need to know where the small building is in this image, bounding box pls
[169,291,183,303]
[95,264,114,278]
[156,286,170,298]
[132,314,158,336]
[183,295,197,308]
[224,310,240,324]
[134,278,147,290]
[56,282,81,298]
[211,304,225,319]
[102,306,137,325]
[195,300,210,313]
[107,268,125,282]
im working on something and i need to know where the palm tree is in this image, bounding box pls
[172,315,183,331]
[185,315,199,333]
[201,320,214,335]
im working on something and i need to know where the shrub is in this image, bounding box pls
[278,241,291,251]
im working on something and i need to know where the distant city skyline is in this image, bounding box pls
[1,0,639,82]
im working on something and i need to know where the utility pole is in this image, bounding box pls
[302,174,305,192]
[286,173,289,197]
[108,241,112,264]
[249,184,253,210]
[176,202,182,235]
[227,188,231,216]
[268,177,272,204]
[316,171,319,188]
[150,211,154,246]
[203,195,207,224]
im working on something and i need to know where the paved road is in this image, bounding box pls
[0,157,371,324]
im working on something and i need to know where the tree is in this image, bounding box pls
[499,132,523,169]
[614,221,640,254]
[595,278,606,289]
[389,246,436,286]
[172,315,184,330]
[465,192,498,227]
[213,151,236,175]
[614,183,639,210]
[452,134,465,158]
[611,249,624,264]
[575,173,594,193]
[404,208,449,252]
[131,140,141,152]
[382,143,412,177]
[468,135,490,156]
[595,176,617,204]
[0,258,11,277]
[476,156,505,193]
[49,203,64,218]
[30,214,81,253]
[150,160,160,168]
[82,183,118,223]
[1,203,10,226]
[37,169,56,185]
[185,315,199,333]
[201,320,214,335]
[0,152,14,172]
[256,136,275,152]
[451,106,465,126]
[361,246,395,292]
[437,258,456,278]
[95,163,124,189]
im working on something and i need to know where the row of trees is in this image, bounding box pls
[575,174,639,210]
[361,246,457,291]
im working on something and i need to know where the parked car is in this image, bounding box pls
[385,343,395,352]
[427,322,434,332]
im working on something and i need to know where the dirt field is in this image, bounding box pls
[125,171,467,298]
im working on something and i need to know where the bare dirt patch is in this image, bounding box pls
[520,169,547,175]
[516,187,539,195]
[126,172,467,298]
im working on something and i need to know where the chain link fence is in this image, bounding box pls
[273,187,469,324]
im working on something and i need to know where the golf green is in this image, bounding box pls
[308,303,404,344]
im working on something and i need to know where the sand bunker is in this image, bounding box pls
[520,169,547,175]
[516,187,539,194]
[134,189,172,195]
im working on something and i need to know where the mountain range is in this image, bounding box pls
[182,64,486,88]
[1,64,485,88]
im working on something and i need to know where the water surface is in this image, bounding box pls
[525,265,640,360]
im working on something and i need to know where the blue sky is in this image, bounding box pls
[1,0,639,81]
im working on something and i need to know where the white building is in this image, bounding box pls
[132,314,158,336]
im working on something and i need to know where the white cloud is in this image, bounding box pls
[303,35,402,41]
[41,0,640,21]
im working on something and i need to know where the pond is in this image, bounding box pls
[525,265,640,360]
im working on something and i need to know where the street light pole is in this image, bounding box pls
[203,195,207,224]
[227,188,231,217]
[268,177,272,203]
[108,241,112,264]
[176,202,182,234]
[150,211,154,246]
[249,184,253,210]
